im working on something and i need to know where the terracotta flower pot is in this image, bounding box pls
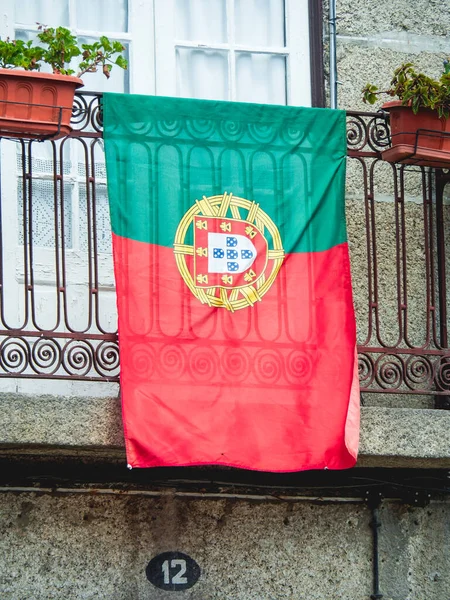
[0,69,83,140]
[381,100,450,168]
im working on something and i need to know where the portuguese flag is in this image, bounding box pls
[103,94,360,472]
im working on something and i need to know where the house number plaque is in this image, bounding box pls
[146,552,201,591]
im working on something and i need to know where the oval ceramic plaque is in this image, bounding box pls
[146,551,201,591]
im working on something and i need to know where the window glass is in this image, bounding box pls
[76,0,128,32]
[175,0,227,43]
[176,48,228,100]
[15,0,69,27]
[236,53,286,104]
[235,0,285,46]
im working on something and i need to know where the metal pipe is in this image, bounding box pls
[369,505,383,600]
[329,0,338,108]
[435,170,449,350]
[434,169,450,409]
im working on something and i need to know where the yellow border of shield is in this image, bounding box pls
[173,192,285,312]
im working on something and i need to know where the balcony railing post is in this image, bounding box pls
[435,169,450,408]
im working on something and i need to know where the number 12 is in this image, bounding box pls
[162,559,188,585]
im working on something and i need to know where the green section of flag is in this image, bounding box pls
[104,93,347,254]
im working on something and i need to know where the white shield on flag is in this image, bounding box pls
[208,233,257,274]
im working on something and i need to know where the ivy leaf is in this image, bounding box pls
[100,36,112,52]
[115,55,127,69]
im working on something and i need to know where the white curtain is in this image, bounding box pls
[177,49,229,101]
[76,0,128,32]
[235,0,285,46]
[16,0,127,32]
[236,53,286,104]
[175,0,227,43]
[15,0,69,27]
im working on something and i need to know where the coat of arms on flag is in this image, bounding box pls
[103,93,360,473]
[174,192,284,311]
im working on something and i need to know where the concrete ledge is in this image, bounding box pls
[0,393,449,468]
[358,406,450,468]
[0,392,124,448]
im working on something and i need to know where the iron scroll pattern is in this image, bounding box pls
[0,336,119,380]
[345,112,450,398]
[0,93,449,400]
[357,352,450,395]
[70,92,104,134]
[346,110,391,154]
[0,91,118,381]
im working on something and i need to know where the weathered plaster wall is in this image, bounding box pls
[0,492,449,600]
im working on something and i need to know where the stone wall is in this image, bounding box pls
[335,0,449,112]
[1,491,449,600]
[336,0,450,408]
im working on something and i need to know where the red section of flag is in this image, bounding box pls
[112,235,359,472]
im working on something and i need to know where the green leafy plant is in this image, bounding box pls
[362,62,450,118]
[0,25,127,78]
[0,39,44,70]
[78,37,128,79]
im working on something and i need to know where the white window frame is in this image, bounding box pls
[154,0,311,106]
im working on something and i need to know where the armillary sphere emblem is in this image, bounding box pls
[174,192,285,311]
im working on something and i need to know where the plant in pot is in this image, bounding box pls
[362,62,450,167]
[0,25,127,139]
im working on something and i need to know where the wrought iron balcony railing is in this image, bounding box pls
[0,93,449,406]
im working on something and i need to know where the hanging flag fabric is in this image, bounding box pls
[103,93,360,472]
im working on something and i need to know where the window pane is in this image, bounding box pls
[236,53,286,104]
[15,0,69,27]
[235,0,285,47]
[76,0,128,32]
[177,49,228,100]
[77,38,129,93]
[176,0,227,43]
